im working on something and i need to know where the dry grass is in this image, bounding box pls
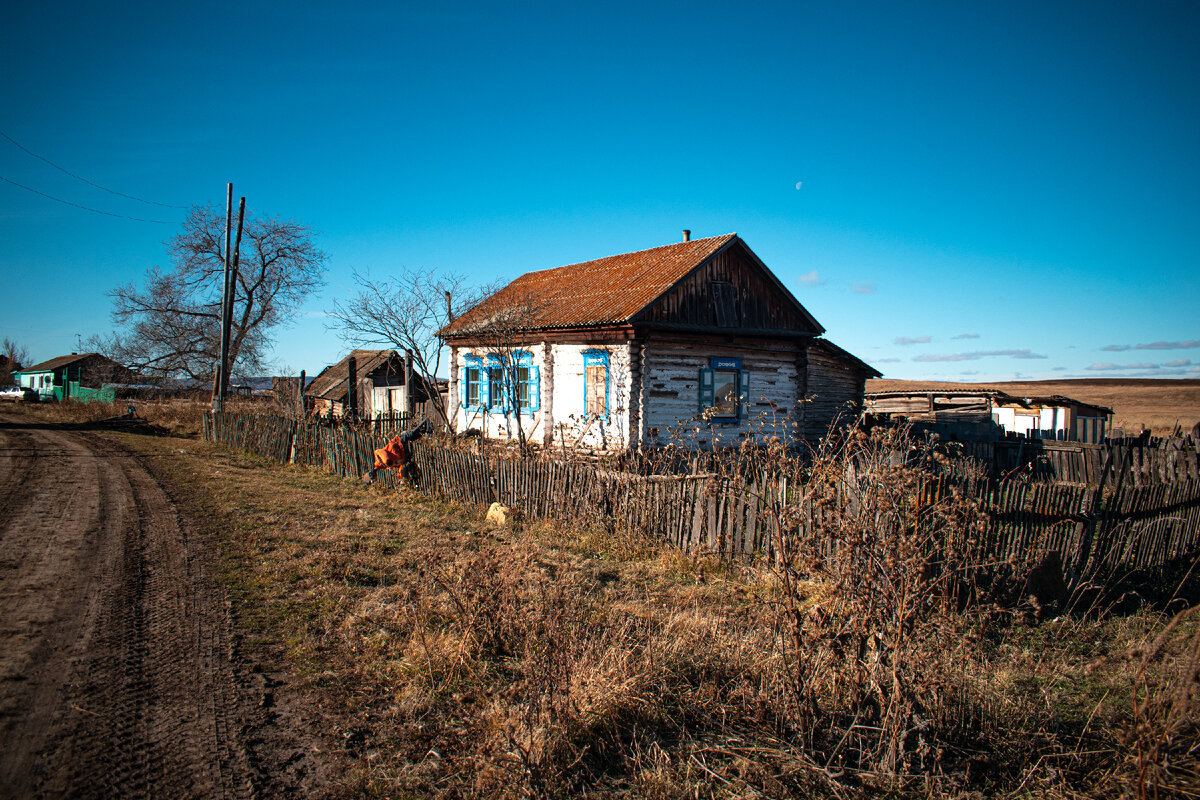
[869,377,1200,436]
[98,426,1200,799]
[16,395,269,437]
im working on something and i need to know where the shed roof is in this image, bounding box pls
[865,389,1113,416]
[810,339,882,379]
[305,349,406,401]
[16,352,100,374]
[443,233,800,337]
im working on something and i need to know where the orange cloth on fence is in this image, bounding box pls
[373,436,409,470]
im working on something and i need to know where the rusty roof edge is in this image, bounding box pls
[441,234,740,337]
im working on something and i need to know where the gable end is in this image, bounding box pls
[632,237,824,336]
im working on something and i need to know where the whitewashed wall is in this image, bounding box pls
[450,343,635,450]
[546,343,633,450]
[992,405,1071,436]
[451,346,547,442]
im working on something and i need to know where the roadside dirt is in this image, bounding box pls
[0,411,324,798]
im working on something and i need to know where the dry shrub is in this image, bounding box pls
[763,425,991,781]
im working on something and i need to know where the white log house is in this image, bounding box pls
[440,233,879,450]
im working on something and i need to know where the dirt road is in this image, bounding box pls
[0,412,305,798]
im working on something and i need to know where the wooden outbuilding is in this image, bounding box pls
[440,232,879,450]
[865,389,1113,443]
[305,349,430,419]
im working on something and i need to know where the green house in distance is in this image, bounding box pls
[13,353,133,403]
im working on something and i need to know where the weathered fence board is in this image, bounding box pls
[204,412,1200,581]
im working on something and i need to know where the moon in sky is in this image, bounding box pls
[795,181,803,190]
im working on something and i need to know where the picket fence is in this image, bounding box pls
[203,412,1200,580]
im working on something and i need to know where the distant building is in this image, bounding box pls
[305,349,432,418]
[865,389,1113,443]
[13,353,136,403]
[440,232,878,450]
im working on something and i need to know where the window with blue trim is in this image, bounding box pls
[483,351,540,413]
[698,357,750,420]
[462,355,484,410]
[582,349,609,416]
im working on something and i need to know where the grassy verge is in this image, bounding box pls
[96,427,1198,799]
[14,395,264,438]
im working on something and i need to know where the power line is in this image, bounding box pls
[0,128,187,209]
[0,175,175,223]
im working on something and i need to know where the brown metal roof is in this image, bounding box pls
[18,353,101,373]
[442,233,740,337]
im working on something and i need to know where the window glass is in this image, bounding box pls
[465,367,480,407]
[488,367,505,409]
[713,369,738,417]
[586,364,607,415]
[515,366,531,409]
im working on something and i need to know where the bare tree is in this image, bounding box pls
[102,205,327,382]
[447,288,548,452]
[1,338,30,386]
[327,268,492,430]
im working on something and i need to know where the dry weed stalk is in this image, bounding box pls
[1119,605,1200,798]
[760,423,990,781]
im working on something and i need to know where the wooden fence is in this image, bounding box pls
[202,412,1200,581]
[948,438,1200,486]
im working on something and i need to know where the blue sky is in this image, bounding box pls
[2,0,1197,381]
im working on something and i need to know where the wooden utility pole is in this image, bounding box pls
[221,197,245,400]
[298,369,306,418]
[213,184,233,411]
[347,356,358,419]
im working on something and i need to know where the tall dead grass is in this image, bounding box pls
[144,414,1200,798]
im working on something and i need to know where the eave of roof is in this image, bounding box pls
[811,339,881,378]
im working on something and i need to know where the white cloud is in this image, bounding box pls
[797,269,824,287]
[951,333,980,340]
[894,336,931,345]
[1102,339,1200,352]
[852,281,875,295]
[914,349,1047,363]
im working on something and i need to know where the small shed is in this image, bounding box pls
[304,349,430,419]
[14,353,135,403]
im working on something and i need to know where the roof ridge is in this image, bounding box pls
[521,232,736,278]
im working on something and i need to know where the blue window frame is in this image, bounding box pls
[698,357,750,420]
[462,355,484,410]
[483,351,540,414]
[582,349,609,416]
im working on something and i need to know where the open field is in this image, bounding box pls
[105,422,1199,797]
[868,378,1200,436]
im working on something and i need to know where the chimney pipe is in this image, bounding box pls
[682,229,691,242]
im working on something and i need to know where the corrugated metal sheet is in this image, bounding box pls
[442,233,738,337]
